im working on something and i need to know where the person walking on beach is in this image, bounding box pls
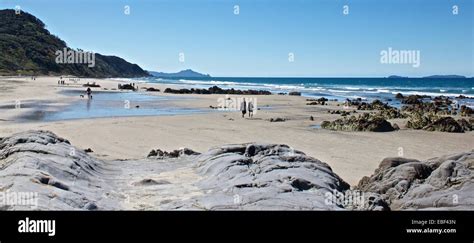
[86,87,92,99]
[240,98,247,118]
[248,101,254,118]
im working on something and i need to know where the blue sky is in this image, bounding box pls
[1,0,473,77]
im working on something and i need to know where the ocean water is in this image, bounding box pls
[139,77,474,107]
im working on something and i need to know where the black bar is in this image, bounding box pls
[0,211,472,242]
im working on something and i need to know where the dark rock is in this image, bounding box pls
[459,105,473,116]
[321,113,397,132]
[164,85,271,95]
[84,148,93,153]
[406,113,468,133]
[402,95,425,105]
[83,83,100,88]
[84,202,98,210]
[244,144,257,157]
[423,117,463,133]
[118,84,135,91]
[306,97,328,105]
[146,87,160,92]
[344,99,405,119]
[328,110,353,117]
[147,148,200,158]
[269,117,285,122]
[401,96,456,116]
[288,91,301,96]
[457,118,473,131]
[132,179,171,186]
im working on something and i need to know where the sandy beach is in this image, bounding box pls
[0,76,472,185]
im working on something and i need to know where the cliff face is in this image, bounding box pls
[0,9,149,78]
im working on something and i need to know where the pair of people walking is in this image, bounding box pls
[240,98,254,118]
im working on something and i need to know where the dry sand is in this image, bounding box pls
[0,76,473,185]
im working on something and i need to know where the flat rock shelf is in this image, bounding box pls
[0,130,472,210]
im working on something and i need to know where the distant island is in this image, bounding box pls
[387,75,408,79]
[422,75,467,79]
[0,9,149,78]
[148,69,211,78]
[388,75,467,79]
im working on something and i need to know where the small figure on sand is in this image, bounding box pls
[86,87,92,99]
[240,98,247,118]
[248,101,254,118]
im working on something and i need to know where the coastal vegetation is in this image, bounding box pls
[0,9,149,77]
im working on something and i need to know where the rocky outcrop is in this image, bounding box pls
[401,95,470,116]
[164,85,271,95]
[423,117,464,133]
[147,148,199,158]
[145,87,160,92]
[118,83,136,91]
[356,151,474,210]
[321,113,397,132]
[351,99,390,111]
[167,144,351,210]
[327,110,355,116]
[346,99,406,119]
[459,105,473,117]
[288,91,301,96]
[401,95,426,105]
[306,98,328,105]
[1,130,472,211]
[458,118,473,131]
[406,113,472,133]
[269,117,286,122]
[395,93,404,99]
[0,130,120,210]
[0,131,352,210]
